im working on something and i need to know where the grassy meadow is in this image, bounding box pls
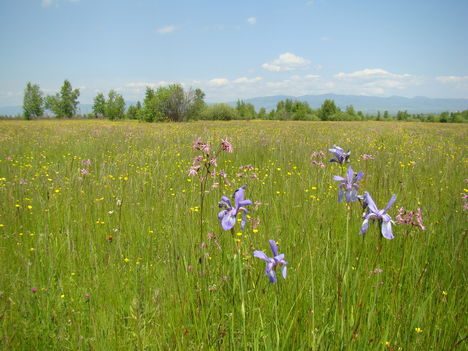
[0,120,466,350]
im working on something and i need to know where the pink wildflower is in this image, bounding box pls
[188,165,200,176]
[396,207,426,231]
[311,160,325,168]
[221,138,233,153]
[361,154,375,160]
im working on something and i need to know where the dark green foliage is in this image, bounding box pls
[104,90,125,120]
[139,85,205,122]
[126,101,142,120]
[92,93,106,117]
[23,82,44,119]
[236,100,257,120]
[45,79,80,118]
[318,99,339,120]
[201,104,239,120]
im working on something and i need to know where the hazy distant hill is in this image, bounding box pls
[2,94,468,116]
[228,94,468,114]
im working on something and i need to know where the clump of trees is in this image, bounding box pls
[20,80,467,123]
[92,90,125,120]
[136,84,205,122]
[22,79,80,119]
[45,80,80,117]
[23,82,44,120]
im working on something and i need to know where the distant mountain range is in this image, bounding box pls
[1,94,467,116]
[227,94,468,114]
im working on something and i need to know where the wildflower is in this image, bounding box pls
[395,207,426,231]
[253,240,288,283]
[415,328,423,333]
[328,145,351,164]
[218,185,252,231]
[82,159,91,166]
[193,137,210,153]
[361,154,375,160]
[80,168,89,175]
[311,151,325,159]
[333,166,364,202]
[359,192,397,240]
[221,138,233,153]
[311,160,325,168]
[31,287,38,293]
[188,165,200,176]
[84,293,90,299]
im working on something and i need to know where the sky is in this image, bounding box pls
[0,0,467,107]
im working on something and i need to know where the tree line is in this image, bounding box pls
[21,80,468,123]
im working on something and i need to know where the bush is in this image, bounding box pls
[201,104,239,121]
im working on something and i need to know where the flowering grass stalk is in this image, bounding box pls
[189,137,233,243]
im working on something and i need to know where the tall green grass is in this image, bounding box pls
[0,120,466,350]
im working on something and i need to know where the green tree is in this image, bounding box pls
[45,79,80,118]
[318,99,339,121]
[140,87,169,122]
[126,101,142,120]
[187,88,206,120]
[201,104,238,120]
[257,107,267,119]
[236,100,257,120]
[92,93,106,118]
[104,90,125,120]
[23,82,44,120]
[140,84,206,122]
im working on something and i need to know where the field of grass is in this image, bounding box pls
[0,120,466,350]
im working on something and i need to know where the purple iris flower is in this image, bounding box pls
[253,240,288,283]
[333,166,364,203]
[359,192,397,240]
[218,185,252,231]
[328,145,351,164]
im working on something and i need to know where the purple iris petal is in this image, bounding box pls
[360,218,369,234]
[360,192,397,240]
[354,171,364,183]
[333,175,345,182]
[218,185,252,231]
[281,265,287,280]
[334,166,364,203]
[381,220,394,239]
[338,188,344,202]
[383,194,397,213]
[233,186,246,208]
[253,240,288,284]
[269,240,279,257]
[221,196,231,206]
[239,199,252,207]
[253,250,270,261]
[218,209,228,221]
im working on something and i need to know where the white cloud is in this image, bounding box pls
[233,77,263,84]
[334,68,411,80]
[208,78,230,86]
[305,74,320,80]
[436,75,468,84]
[319,36,330,41]
[125,80,170,88]
[247,17,257,25]
[262,53,311,72]
[331,68,422,95]
[157,25,177,34]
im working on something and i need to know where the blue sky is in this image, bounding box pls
[0,0,467,107]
